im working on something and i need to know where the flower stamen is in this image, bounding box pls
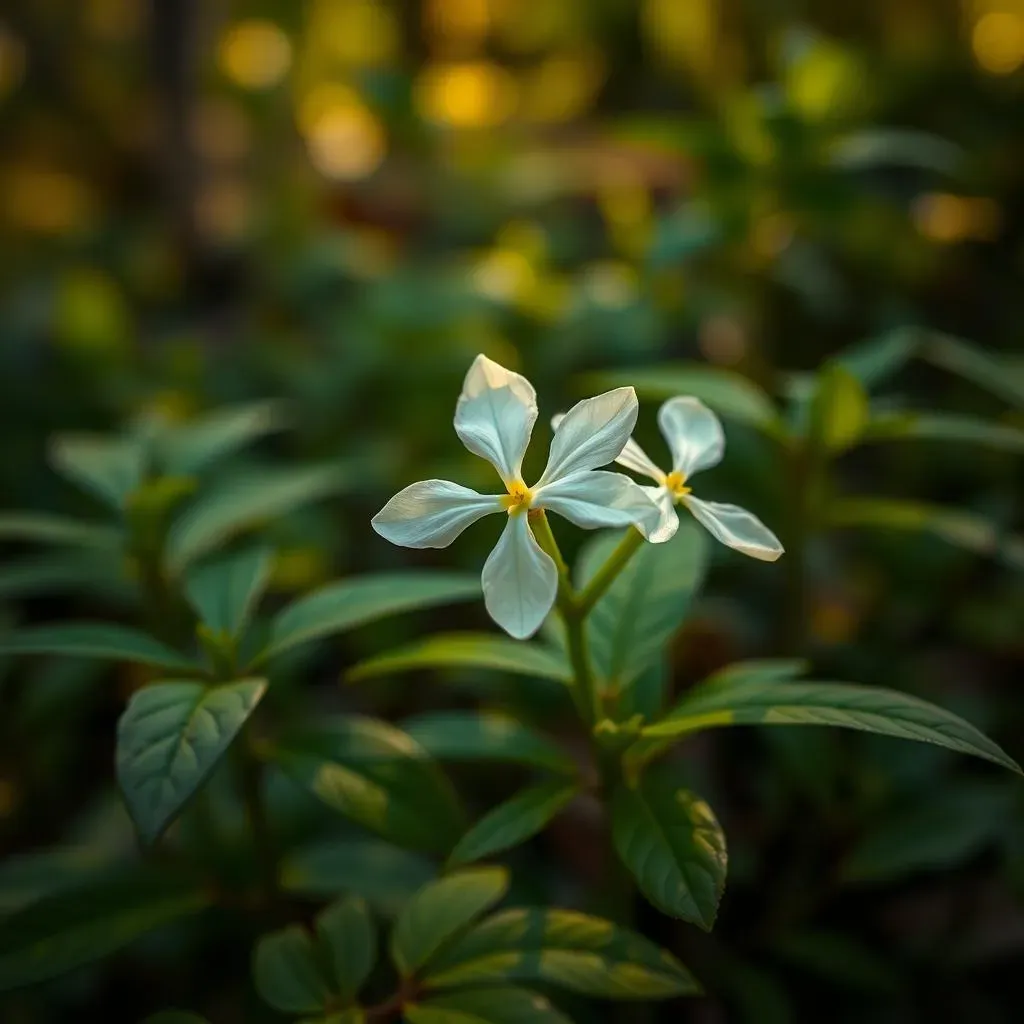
[501,481,533,516]
[664,470,691,499]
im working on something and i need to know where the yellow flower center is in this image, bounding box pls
[500,481,533,516]
[664,470,692,499]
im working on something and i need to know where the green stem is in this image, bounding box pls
[530,512,600,727]
[577,527,646,614]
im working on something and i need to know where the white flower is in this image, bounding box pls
[582,395,784,561]
[372,355,662,638]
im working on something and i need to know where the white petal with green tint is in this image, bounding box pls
[372,480,501,549]
[536,471,661,536]
[455,355,538,482]
[538,388,638,485]
[482,515,557,640]
[658,397,725,477]
[684,496,784,562]
[640,486,679,544]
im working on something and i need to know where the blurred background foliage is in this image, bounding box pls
[1,0,1023,1022]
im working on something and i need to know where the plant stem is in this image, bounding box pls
[577,527,646,614]
[530,511,601,727]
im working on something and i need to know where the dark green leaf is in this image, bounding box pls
[159,400,286,475]
[833,329,918,389]
[316,896,377,1002]
[860,412,1024,453]
[828,498,1024,571]
[643,678,1020,773]
[647,204,723,268]
[0,867,209,991]
[0,552,134,603]
[424,907,699,999]
[391,867,509,977]
[253,925,332,1014]
[281,838,435,916]
[0,512,121,549]
[49,433,145,509]
[808,364,868,452]
[402,712,574,775]
[116,679,266,843]
[449,783,579,867]
[166,463,352,572]
[348,633,569,686]
[829,130,961,175]
[771,931,900,993]
[922,333,1024,408]
[585,364,782,434]
[185,546,273,638]
[842,782,1011,883]
[611,768,726,930]
[406,987,573,1024]
[0,623,200,672]
[577,523,707,691]
[272,716,465,853]
[259,575,481,666]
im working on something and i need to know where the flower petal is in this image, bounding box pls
[641,485,680,544]
[481,513,558,639]
[454,354,538,483]
[659,397,725,477]
[372,479,501,549]
[684,495,784,561]
[538,387,638,486]
[536,470,663,537]
[616,437,665,482]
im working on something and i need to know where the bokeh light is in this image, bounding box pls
[219,20,293,90]
[415,61,518,128]
[971,11,1024,74]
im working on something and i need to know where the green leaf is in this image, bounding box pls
[166,463,352,572]
[316,896,377,1002]
[585,364,782,434]
[0,512,121,549]
[833,329,918,389]
[281,839,435,916]
[771,931,899,994]
[406,987,573,1024]
[643,678,1021,773]
[577,523,707,691]
[842,781,1011,883]
[449,783,579,867]
[348,633,569,686]
[0,623,200,672]
[808,364,869,452]
[0,867,209,991]
[922,333,1024,408]
[272,716,465,854]
[860,412,1024,453]
[159,400,286,475]
[0,552,134,603]
[828,498,1024,571]
[258,575,481,666]
[116,679,266,843]
[402,712,575,775]
[610,768,726,930]
[424,907,699,999]
[185,546,273,638]
[647,204,723,268]
[254,925,332,1014]
[391,867,509,977]
[49,433,145,509]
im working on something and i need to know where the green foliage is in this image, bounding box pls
[316,897,378,1002]
[808,364,869,452]
[0,867,209,991]
[405,987,574,1024]
[49,433,145,509]
[272,716,466,853]
[448,783,579,866]
[184,546,274,639]
[390,867,510,977]
[611,767,727,930]
[116,678,266,843]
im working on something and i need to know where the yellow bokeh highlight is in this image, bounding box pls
[304,0,399,71]
[785,40,866,121]
[972,12,1024,74]
[306,100,387,181]
[219,20,292,90]
[54,268,131,356]
[3,168,95,234]
[471,248,536,303]
[424,0,490,53]
[912,192,1001,243]
[579,261,639,310]
[598,175,652,258]
[415,61,518,128]
[521,50,605,124]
